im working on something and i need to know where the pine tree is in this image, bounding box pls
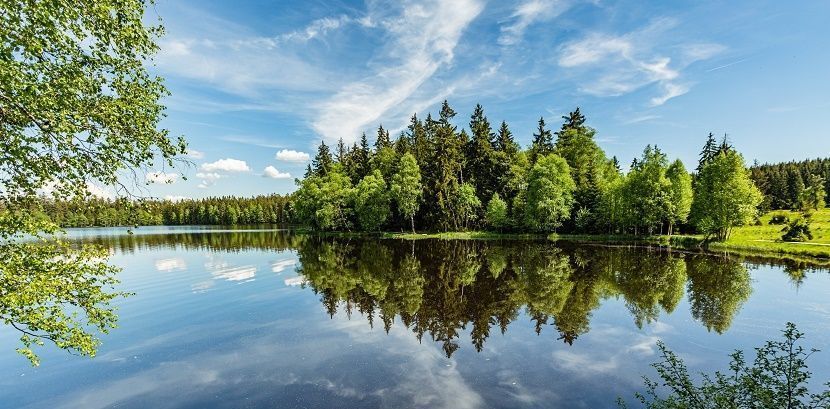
[560,107,586,132]
[495,120,519,156]
[408,113,429,165]
[375,124,391,150]
[697,132,718,172]
[336,138,347,163]
[529,117,554,164]
[465,104,498,204]
[312,141,333,176]
[431,100,464,230]
[350,133,371,183]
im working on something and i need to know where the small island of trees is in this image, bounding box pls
[293,101,767,242]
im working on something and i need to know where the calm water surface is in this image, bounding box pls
[1,227,829,408]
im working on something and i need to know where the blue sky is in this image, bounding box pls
[140,0,830,200]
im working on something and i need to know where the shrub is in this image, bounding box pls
[769,213,789,225]
[782,216,813,242]
[619,323,830,408]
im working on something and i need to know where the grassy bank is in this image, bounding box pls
[332,209,830,264]
[550,209,830,263]
[383,231,545,240]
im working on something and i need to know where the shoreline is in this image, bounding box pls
[381,230,830,266]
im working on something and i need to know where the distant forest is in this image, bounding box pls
[24,102,827,240]
[31,194,292,227]
[750,158,830,211]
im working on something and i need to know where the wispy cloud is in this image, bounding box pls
[311,0,485,144]
[558,18,724,106]
[499,0,573,46]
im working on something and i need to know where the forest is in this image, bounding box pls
[294,102,771,241]
[29,194,292,227]
[29,102,828,243]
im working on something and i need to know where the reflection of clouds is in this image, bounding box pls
[212,266,256,282]
[154,258,186,272]
[203,253,256,282]
[283,276,306,287]
[496,370,543,404]
[552,325,660,375]
[191,280,215,293]
[331,313,485,409]
[270,259,296,274]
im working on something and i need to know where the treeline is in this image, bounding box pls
[34,194,292,227]
[295,101,764,241]
[750,157,830,211]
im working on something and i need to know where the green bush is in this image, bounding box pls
[620,323,830,408]
[782,216,814,242]
[769,213,790,225]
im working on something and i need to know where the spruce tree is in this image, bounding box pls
[529,117,554,164]
[495,120,519,156]
[375,124,391,150]
[560,107,586,132]
[312,141,333,176]
[697,132,718,172]
[465,104,498,203]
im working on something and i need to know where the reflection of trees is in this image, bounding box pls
[79,230,303,253]
[84,230,759,356]
[296,238,744,357]
[686,255,752,333]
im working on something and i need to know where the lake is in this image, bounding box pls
[1,227,829,408]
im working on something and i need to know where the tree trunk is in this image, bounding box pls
[411,215,415,234]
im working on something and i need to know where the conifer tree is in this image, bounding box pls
[312,141,333,176]
[495,121,519,156]
[336,138,347,163]
[375,124,391,150]
[351,133,371,183]
[529,117,554,164]
[697,132,718,172]
[560,107,586,132]
[431,100,464,230]
[465,104,498,203]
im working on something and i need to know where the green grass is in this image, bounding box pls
[306,208,830,263]
[710,207,830,260]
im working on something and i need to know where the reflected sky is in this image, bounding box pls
[1,228,829,408]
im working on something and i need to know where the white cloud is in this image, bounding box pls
[195,172,222,189]
[185,149,205,160]
[263,166,292,179]
[146,171,180,184]
[276,15,374,43]
[86,182,114,200]
[311,0,485,144]
[650,82,690,107]
[200,158,251,173]
[275,149,310,162]
[499,0,572,46]
[557,19,723,106]
[164,195,190,203]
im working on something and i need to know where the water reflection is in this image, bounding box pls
[80,230,765,357]
[292,237,753,357]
